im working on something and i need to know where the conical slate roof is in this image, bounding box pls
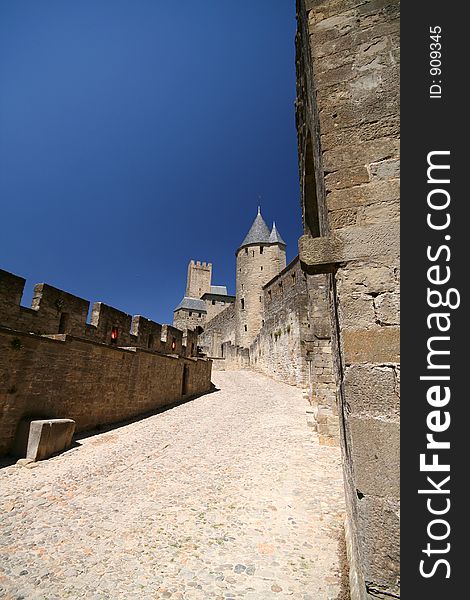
[239,207,271,249]
[269,222,286,246]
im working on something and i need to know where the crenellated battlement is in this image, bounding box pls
[0,268,196,357]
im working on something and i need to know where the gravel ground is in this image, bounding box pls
[0,370,347,600]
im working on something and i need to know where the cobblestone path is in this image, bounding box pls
[0,370,346,600]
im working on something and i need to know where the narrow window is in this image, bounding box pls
[252,250,255,257]
[148,333,154,349]
[220,344,224,358]
[245,248,248,254]
[182,364,189,395]
[198,312,201,317]
[241,298,245,310]
[212,300,215,305]
[244,325,247,332]
[268,290,272,301]
[189,311,192,316]
[259,296,262,302]
[58,313,69,334]
[304,132,321,237]
[262,319,265,326]
[260,266,263,271]
[279,282,283,293]
[260,247,264,254]
[292,272,296,284]
[111,326,119,344]
[191,342,195,355]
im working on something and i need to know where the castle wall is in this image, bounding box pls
[173,309,206,334]
[296,1,400,598]
[0,269,198,357]
[198,303,236,358]
[249,259,308,387]
[235,244,286,347]
[0,268,211,456]
[204,298,233,322]
[0,327,212,456]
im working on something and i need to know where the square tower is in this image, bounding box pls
[186,260,212,299]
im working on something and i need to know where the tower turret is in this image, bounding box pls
[235,208,286,347]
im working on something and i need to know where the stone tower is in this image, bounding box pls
[235,208,286,347]
[186,260,212,298]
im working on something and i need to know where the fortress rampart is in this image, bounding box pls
[0,269,212,456]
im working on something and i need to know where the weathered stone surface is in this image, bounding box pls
[343,326,400,365]
[374,291,400,325]
[357,200,400,226]
[299,222,400,268]
[297,0,401,596]
[349,417,399,497]
[336,263,397,295]
[322,138,399,172]
[0,327,212,456]
[324,165,370,191]
[327,180,399,212]
[344,365,399,418]
[369,158,400,180]
[357,496,400,598]
[338,294,376,328]
[12,419,76,461]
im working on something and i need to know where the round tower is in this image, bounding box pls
[235,207,286,347]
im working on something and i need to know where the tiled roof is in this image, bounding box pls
[210,285,228,295]
[239,208,271,249]
[269,222,286,246]
[174,297,207,313]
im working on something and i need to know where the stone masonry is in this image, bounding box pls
[0,268,212,457]
[296,0,400,597]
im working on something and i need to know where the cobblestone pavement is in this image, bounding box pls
[0,370,347,600]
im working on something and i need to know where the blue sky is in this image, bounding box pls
[0,0,300,324]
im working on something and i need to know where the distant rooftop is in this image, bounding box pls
[239,207,271,249]
[269,222,286,246]
[174,297,207,313]
[210,285,228,295]
[238,207,286,250]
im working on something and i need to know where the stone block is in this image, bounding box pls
[358,201,400,226]
[323,138,399,172]
[356,495,400,597]
[374,292,400,325]
[13,419,76,461]
[344,365,399,418]
[343,326,399,364]
[324,165,370,191]
[350,417,399,498]
[299,222,399,268]
[338,293,376,328]
[327,179,400,212]
[337,264,397,295]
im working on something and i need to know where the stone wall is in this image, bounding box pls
[204,297,234,322]
[198,302,236,358]
[0,327,212,456]
[0,269,198,358]
[249,258,308,387]
[296,1,400,598]
[0,268,212,456]
[173,308,206,335]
